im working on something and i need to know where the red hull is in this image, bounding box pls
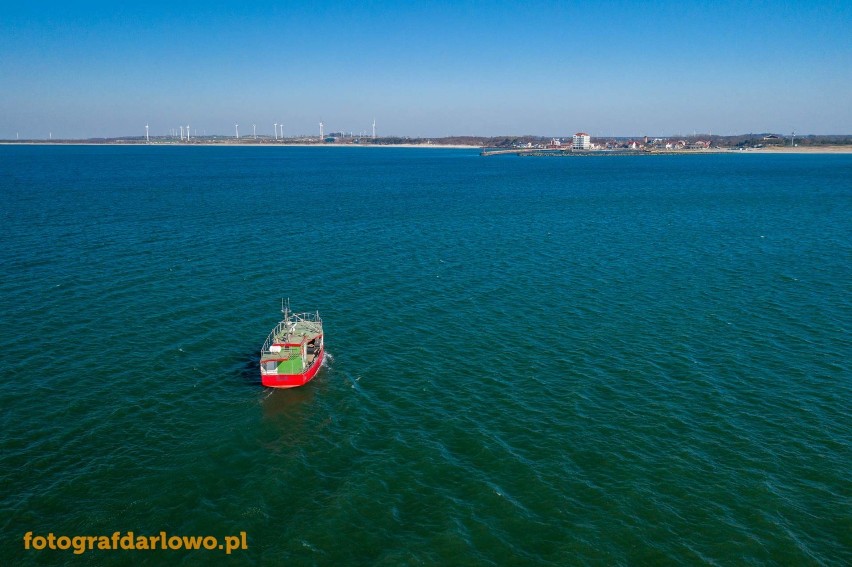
[261,349,324,388]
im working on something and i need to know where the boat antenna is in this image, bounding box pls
[282,298,291,319]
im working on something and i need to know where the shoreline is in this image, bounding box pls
[496,146,852,156]
[730,145,852,154]
[0,141,480,149]
[1,142,851,153]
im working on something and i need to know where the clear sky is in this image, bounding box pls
[2,0,850,139]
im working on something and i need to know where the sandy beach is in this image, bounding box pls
[0,141,482,149]
[731,145,852,154]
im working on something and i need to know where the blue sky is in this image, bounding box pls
[1,1,850,138]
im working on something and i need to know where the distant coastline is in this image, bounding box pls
[725,145,852,154]
[0,140,480,149]
[489,146,852,156]
[2,134,851,154]
[3,141,850,155]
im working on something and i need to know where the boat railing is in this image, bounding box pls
[260,311,323,354]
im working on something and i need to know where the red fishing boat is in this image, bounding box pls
[260,300,324,388]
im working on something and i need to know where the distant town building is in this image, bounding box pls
[688,140,711,149]
[573,132,591,150]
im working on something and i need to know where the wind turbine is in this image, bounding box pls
[274,123,278,141]
[372,118,376,139]
[235,124,239,139]
[186,124,190,141]
[180,125,184,141]
[253,124,256,139]
[145,123,149,142]
[319,121,324,140]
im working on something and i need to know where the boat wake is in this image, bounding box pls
[236,352,262,386]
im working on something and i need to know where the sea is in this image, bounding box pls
[0,145,849,566]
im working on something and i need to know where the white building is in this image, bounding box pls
[573,132,591,150]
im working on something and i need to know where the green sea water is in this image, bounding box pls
[1,146,850,565]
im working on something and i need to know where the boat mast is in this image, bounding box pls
[280,298,294,340]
